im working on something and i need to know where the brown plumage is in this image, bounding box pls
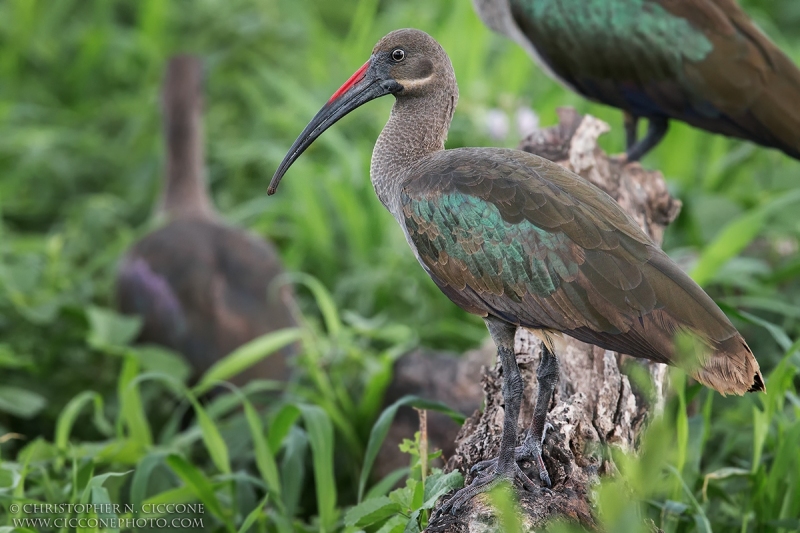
[401,150,763,395]
[268,28,764,513]
[115,56,296,386]
[473,0,800,160]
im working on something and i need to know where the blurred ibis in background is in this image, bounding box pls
[472,0,800,161]
[268,28,765,512]
[116,56,296,387]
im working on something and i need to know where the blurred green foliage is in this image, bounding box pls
[1,0,799,531]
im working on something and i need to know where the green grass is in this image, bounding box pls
[1,0,799,531]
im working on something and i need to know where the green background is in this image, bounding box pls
[1,0,799,531]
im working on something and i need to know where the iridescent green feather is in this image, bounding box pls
[400,147,745,365]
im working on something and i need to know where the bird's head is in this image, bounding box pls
[268,28,453,194]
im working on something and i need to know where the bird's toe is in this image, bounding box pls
[469,457,498,476]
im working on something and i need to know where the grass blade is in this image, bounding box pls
[194,328,302,394]
[691,189,800,286]
[165,454,234,531]
[358,394,466,502]
[118,355,152,449]
[130,453,165,511]
[187,395,231,475]
[237,495,269,533]
[284,273,341,338]
[299,404,338,532]
[55,391,113,452]
[243,398,282,497]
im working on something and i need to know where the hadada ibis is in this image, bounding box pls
[116,56,296,387]
[269,29,764,513]
[473,0,800,161]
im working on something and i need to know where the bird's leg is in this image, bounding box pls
[625,116,669,162]
[435,317,535,517]
[516,344,558,486]
[623,112,639,151]
[471,343,559,487]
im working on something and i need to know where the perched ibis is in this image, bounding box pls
[473,0,800,161]
[116,56,296,387]
[269,29,764,513]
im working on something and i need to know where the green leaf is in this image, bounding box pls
[80,471,132,504]
[666,465,711,533]
[237,495,269,533]
[402,509,421,533]
[660,500,690,515]
[204,380,283,420]
[345,496,402,527]
[268,404,301,453]
[118,356,152,448]
[86,305,142,348]
[0,465,20,493]
[279,426,307,518]
[165,454,233,530]
[55,391,113,451]
[285,273,341,337]
[243,399,281,496]
[0,344,32,369]
[0,385,45,418]
[690,189,800,286]
[194,328,302,394]
[358,395,465,502]
[752,406,770,473]
[389,480,415,510]
[411,475,424,510]
[375,515,408,533]
[131,344,191,384]
[188,395,231,475]
[299,404,338,532]
[366,467,410,500]
[487,481,522,533]
[130,453,165,511]
[737,310,793,351]
[422,470,463,508]
[77,471,132,533]
[143,485,197,508]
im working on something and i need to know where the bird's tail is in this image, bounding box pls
[716,6,800,160]
[642,252,766,396]
[743,51,800,160]
[686,334,765,396]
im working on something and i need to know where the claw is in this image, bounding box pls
[543,422,554,442]
[539,464,552,487]
[514,463,538,492]
[434,461,538,518]
[470,457,496,476]
[467,437,553,488]
[433,471,503,518]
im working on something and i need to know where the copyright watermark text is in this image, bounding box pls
[8,502,205,529]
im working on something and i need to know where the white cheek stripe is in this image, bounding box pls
[396,74,436,91]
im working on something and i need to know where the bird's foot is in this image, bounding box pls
[433,461,537,518]
[470,423,554,487]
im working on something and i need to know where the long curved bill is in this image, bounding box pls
[268,59,399,195]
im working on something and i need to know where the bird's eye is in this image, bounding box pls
[391,49,405,62]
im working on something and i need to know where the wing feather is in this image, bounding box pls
[506,0,800,157]
[401,148,762,395]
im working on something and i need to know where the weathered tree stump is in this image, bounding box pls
[427,108,682,531]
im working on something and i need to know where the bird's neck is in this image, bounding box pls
[472,0,514,35]
[159,100,215,221]
[371,88,457,210]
